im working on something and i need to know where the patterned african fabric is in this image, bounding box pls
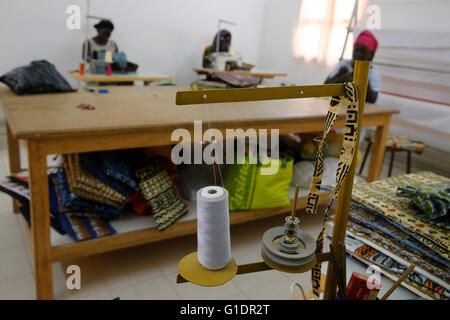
[56,170,122,217]
[347,204,449,281]
[62,154,128,209]
[396,182,450,228]
[352,172,450,259]
[81,153,130,198]
[99,152,141,192]
[50,173,116,240]
[136,159,188,230]
[343,235,450,300]
[57,212,116,241]
[346,218,450,284]
[49,173,118,219]
[307,82,360,297]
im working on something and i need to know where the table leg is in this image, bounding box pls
[366,118,391,182]
[6,123,21,213]
[388,149,395,177]
[406,151,412,174]
[28,140,53,300]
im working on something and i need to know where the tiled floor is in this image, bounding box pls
[0,127,447,300]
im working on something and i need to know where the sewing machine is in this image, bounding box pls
[209,51,243,71]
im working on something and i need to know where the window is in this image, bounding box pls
[293,0,367,66]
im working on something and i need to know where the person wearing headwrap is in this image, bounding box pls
[325,30,381,103]
[202,29,232,68]
[82,19,118,61]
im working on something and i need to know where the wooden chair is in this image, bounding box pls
[359,132,426,177]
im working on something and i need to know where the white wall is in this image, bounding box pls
[258,0,450,85]
[0,0,267,86]
[257,0,450,150]
[257,0,331,86]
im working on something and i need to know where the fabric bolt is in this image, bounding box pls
[56,170,122,217]
[81,153,130,198]
[346,218,450,284]
[100,152,141,192]
[136,159,188,230]
[343,235,450,300]
[48,173,116,240]
[62,154,128,208]
[396,182,450,226]
[58,213,116,241]
[50,173,116,219]
[215,72,261,88]
[352,172,450,257]
[348,203,449,272]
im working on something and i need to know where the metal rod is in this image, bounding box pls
[291,185,300,219]
[216,19,236,53]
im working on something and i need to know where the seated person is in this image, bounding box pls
[202,29,232,68]
[82,20,118,62]
[325,30,380,103]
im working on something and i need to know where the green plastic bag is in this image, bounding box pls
[223,154,293,211]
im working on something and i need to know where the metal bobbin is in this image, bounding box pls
[260,185,316,272]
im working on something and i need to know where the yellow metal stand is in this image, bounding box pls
[178,252,238,286]
[175,61,370,299]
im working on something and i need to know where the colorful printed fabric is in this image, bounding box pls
[342,235,450,300]
[346,218,450,284]
[57,213,116,241]
[62,154,128,209]
[81,153,130,198]
[49,173,117,219]
[0,176,65,234]
[349,203,449,267]
[396,182,450,228]
[100,152,141,192]
[136,159,188,230]
[352,172,450,257]
[56,170,122,217]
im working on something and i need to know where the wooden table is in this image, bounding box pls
[69,71,172,84]
[0,85,397,299]
[193,68,287,78]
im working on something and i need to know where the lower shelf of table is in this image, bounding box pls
[23,189,332,262]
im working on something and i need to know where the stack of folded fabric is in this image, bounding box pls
[62,154,128,209]
[0,150,189,242]
[136,158,188,230]
[327,171,449,300]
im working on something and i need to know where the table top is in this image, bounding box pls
[69,71,172,82]
[193,68,287,78]
[0,85,398,139]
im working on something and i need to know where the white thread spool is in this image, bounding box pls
[197,186,231,270]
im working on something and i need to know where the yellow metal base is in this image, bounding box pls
[261,250,316,274]
[178,252,238,287]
